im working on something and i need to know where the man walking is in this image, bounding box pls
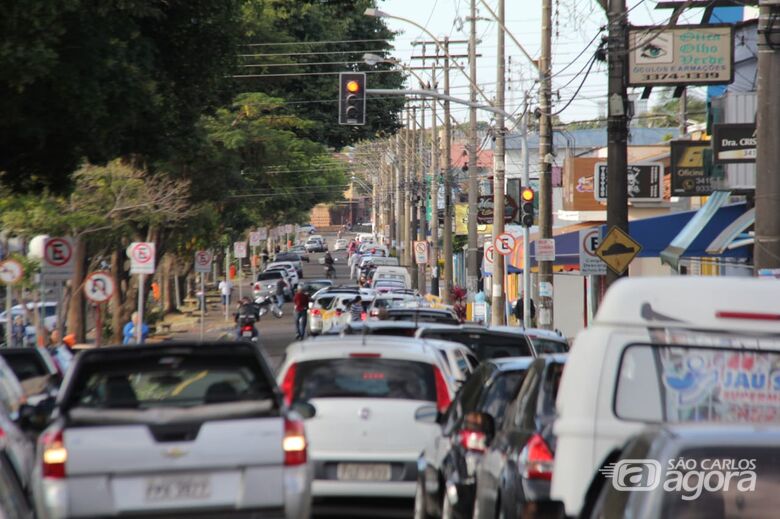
[219,278,233,312]
[349,295,363,322]
[293,286,310,340]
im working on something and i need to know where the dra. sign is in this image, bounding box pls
[628,25,734,87]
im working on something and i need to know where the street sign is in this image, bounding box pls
[494,233,517,256]
[579,228,607,275]
[129,242,156,275]
[476,195,519,224]
[539,281,554,298]
[234,241,248,259]
[536,239,556,262]
[595,227,642,275]
[257,227,268,241]
[670,140,715,196]
[414,241,429,264]
[484,245,495,264]
[84,271,114,303]
[0,259,23,285]
[713,123,756,164]
[595,163,664,203]
[628,25,734,87]
[248,232,262,247]
[194,250,213,274]
[43,237,75,280]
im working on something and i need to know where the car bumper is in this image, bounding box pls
[310,459,417,498]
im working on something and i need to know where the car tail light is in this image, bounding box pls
[41,428,67,479]
[716,311,780,321]
[335,309,343,316]
[311,308,321,316]
[519,433,554,481]
[242,325,253,332]
[360,312,367,321]
[350,352,381,358]
[458,429,487,453]
[283,418,307,466]
[253,283,260,291]
[281,363,297,406]
[370,309,379,317]
[433,366,451,413]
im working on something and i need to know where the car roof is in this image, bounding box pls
[488,356,537,371]
[284,336,443,363]
[490,326,566,341]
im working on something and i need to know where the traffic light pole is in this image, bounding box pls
[491,0,506,326]
[442,41,454,303]
[521,95,531,328]
[467,0,479,295]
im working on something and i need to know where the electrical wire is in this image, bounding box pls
[241,39,394,47]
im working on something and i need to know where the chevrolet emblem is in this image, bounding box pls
[162,447,188,459]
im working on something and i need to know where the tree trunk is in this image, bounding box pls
[67,239,87,342]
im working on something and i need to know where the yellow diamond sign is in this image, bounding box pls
[595,226,642,275]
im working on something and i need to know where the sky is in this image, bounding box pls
[378,0,738,126]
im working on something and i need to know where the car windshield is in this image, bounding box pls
[616,338,780,423]
[421,331,533,359]
[69,355,274,409]
[293,358,436,401]
[0,352,49,381]
[531,338,569,354]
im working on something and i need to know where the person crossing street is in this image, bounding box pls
[293,286,310,340]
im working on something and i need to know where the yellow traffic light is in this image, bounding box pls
[346,80,360,93]
[521,187,534,202]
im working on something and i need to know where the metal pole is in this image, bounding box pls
[136,274,144,344]
[442,38,454,303]
[410,106,419,290]
[95,304,102,348]
[430,65,440,296]
[251,245,257,282]
[395,133,403,252]
[538,0,555,329]
[467,0,479,295]
[405,108,413,268]
[754,0,780,271]
[39,273,45,346]
[224,247,230,321]
[491,0,506,326]
[522,95,532,328]
[238,256,243,302]
[200,272,206,342]
[5,286,12,347]
[418,103,427,295]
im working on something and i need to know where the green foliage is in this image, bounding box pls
[637,89,707,128]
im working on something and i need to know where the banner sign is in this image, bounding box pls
[713,123,756,164]
[671,140,716,196]
[595,162,664,202]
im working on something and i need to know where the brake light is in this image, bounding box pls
[433,366,451,413]
[360,312,367,321]
[519,433,554,480]
[283,418,307,466]
[335,309,343,316]
[253,283,260,291]
[41,428,67,479]
[370,309,379,317]
[459,429,487,453]
[716,311,780,321]
[242,325,253,332]
[311,308,321,316]
[350,352,382,358]
[281,363,297,406]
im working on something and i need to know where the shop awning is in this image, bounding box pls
[660,191,732,270]
[706,207,755,254]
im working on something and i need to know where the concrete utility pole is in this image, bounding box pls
[410,106,419,289]
[605,0,629,287]
[404,107,413,268]
[755,0,780,271]
[443,38,454,303]
[395,131,404,255]
[538,0,554,329]
[466,0,480,295]
[430,64,440,296]
[491,0,506,325]
[418,102,427,295]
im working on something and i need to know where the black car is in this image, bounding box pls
[590,423,780,519]
[382,308,460,325]
[417,325,536,361]
[416,358,536,519]
[473,354,567,519]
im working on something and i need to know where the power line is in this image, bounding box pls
[238,49,394,58]
[241,39,393,47]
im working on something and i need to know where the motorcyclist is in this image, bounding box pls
[324,251,335,278]
[234,297,260,339]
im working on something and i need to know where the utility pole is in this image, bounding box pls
[395,131,403,256]
[418,101,427,295]
[491,0,506,325]
[430,64,440,296]
[521,94,532,327]
[538,0,554,329]
[755,0,780,271]
[678,88,687,136]
[443,38,454,303]
[411,105,420,290]
[466,0,480,295]
[404,106,413,268]
[605,0,629,288]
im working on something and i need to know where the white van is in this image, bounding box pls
[370,266,411,289]
[552,277,780,518]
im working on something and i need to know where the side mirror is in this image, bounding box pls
[414,404,439,424]
[291,401,316,419]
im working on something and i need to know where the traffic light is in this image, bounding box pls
[520,187,534,227]
[339,72,366,125]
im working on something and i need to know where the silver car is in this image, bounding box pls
[32,342,312,518]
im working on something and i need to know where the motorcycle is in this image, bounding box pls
[237,317,259,343]
[255,295,284,319]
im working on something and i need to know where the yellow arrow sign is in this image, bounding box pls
[595,226,642,275]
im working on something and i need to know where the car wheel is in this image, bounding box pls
[414,481,432,519]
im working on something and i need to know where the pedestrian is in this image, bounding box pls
[219,278,233,310]
[293,286,310,340]
[349,295,363,322]
[11,316,25,347]
[513,294,536,327]
[48,330,74,373]
[122,311,150,344]
[276,277,286,308]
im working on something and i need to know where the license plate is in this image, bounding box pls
[337,463,392,481]
[145,475,211,502]
[242,331,253,337]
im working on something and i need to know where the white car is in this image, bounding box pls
[333,239,348,251]
[425,339,480,385]
[552,277,780,518]
[307,289,358,336]
[32,342,312,519]
[266,262,300,288]
[277,336,458,499]
[253,270,292,300]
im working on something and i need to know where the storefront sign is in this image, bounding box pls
[595,162,664,202]
[713,123,756,164]
[671,140,715,196]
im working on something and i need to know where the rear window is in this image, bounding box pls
[385,312,459,324]
[531,337,569,354]
[257,271,282,281]
[422,331,533,359]
[0,352,48,380]
[293,359,436,402]
[275,254,299,262]
[68,355,275,409]
[616,343,780,423]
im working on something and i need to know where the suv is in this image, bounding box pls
[273,253,305,276]
[305,237,326,253]
[31,342,312,519]
[417,325,537,361]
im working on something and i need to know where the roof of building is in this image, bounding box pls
[505,127,680,151]
[451,142,494,168]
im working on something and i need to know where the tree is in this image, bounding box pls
[637,89,707,128]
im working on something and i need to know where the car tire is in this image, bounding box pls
[414,480,433,519]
